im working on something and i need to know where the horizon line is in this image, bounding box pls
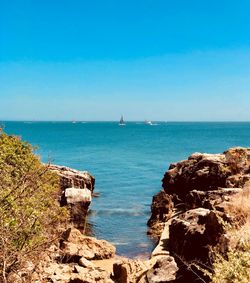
[1,120,250,123]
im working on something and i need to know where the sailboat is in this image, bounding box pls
[119,115,126,126]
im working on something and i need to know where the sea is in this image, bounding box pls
[3,121,250,257]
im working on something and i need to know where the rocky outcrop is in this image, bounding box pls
[147,191,173,239]
[113,255,178,283]
[169,208,227,265]
[49,164,95,192]
[162,147,250,201]
[149,147,250,238]
[184,188,242,210]
[146,256,178,283]
[49,164,95,229]
[27,227,116,283]
[61,228,116,261]
[148,147,250,282]
[33,261,113,283]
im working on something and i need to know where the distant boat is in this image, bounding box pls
[144,120,153,125]
[119,115,126,126]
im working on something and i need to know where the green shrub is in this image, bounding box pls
[212,247,250,283]
[211,187,250,283]
[0,129,67,282]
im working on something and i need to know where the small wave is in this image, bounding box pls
[111,242,128,246]
[91,207,147,217]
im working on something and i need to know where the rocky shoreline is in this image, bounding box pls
[13,147,250,282]
[147,147,250,282]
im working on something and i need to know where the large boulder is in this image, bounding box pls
[113,256,178,283]
[146,256,178,283]
[162,153,229,199]
[113,259,150,283]
[61,228,116,261]
[169,208,227,266]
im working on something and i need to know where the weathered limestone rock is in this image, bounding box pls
[169,208,227,266]
[146,256,178,283]
[162,153,229,199]
[162,147,250,201]
[113,259,150,283]
[61,228,116,261]
[65,187,92,203]
[185,188,242,210]
[147,191,173,239]
[49,164,95,228]
[79,257,95,268]
[33,262,112,283]
[49,164,95,192]
[113,255,178,283]
[148,147,250,241]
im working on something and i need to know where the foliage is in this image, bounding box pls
[212,242,250,283]
[0,129,67,282]
[211,185,250,283]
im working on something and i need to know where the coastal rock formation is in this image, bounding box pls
[184,188,242,210]
[113,258,150,283]
[49,164,95,228]
[146,256,178,283]
[33,262,113,283]
[162,147,250,200]
[27,227,116,283]
[147,190,173,239]
[148,147,250,282]
[113,255,178,283]
[61,228,116,261]
[149,147,250,238]
[49,164,95,192]
[169,208,227,265]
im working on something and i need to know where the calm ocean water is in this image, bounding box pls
[3,121,250,257]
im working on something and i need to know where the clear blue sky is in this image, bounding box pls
[0,0,250,121]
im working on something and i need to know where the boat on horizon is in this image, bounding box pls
[144,120,153,125]
[119,115,126,126]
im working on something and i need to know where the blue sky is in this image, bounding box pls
[0,0,250,121]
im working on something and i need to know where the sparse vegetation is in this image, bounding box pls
[0,129,67,282]
[211,185,250,283]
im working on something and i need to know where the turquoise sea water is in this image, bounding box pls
[3,121,250,257]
